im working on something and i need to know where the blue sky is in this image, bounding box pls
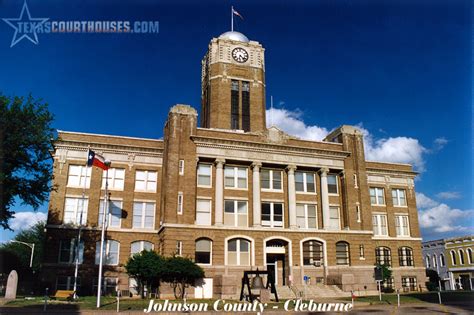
[0,0,472,242]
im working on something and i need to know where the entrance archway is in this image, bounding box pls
[264,238,290,286]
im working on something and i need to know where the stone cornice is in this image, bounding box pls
[366,168,417,177]
[191,135,350,160]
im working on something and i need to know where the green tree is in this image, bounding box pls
[0,94,55,230]
[162,256,205,299]
[125,250,164,298]
[426,269,440,291]
[0,221,46,273]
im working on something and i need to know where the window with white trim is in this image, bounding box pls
[375,247,391,266]
[467,248,473,264]
[197,164,212,187]
[370,187,385,205]
[130,241,153,256]
[432,254,437,268]
[177,192,183,215]
[372,214,388,236]
[64,197,88,225]
[327,174,338,194]
[224,166,247,189]
[328,206,340,230]
[135,170,157,192]
[295,171,316,193]
[132,202,155,229]
[459,250,465,265]
[227,238,250,266]
[451,250,457,265]
[392,189,407,206]
[425,255,431,268]
[98,200,122,228]
[67,165,91,188]
[95,240,120,265]
[196,199,211,225]
[296,204,317,229]
[302,240,323,266]
[59,239,84,264]
[179,160,185,175]
[398,247,414,266]
[261,202,283,227]
[195,239,212,265]
[102,168,125,190]
[224,200,248,227]
[356,204,361,223]
[176,241,183,257]
[359,245,365,259]
[336,242,350,265]
[402,277,417,291]
[261,169,282,190]
[439,254,445,267]
[395,215,410,236]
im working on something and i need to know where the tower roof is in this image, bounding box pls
[218,31,249,42]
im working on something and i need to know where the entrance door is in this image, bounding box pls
[460,275,471,290]
[266,254,286,285]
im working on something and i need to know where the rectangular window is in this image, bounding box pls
[57,276,80,291]
[135,170,157,192]
[261,169,282,190]
[64,197,88,225]
[98,200,122,228]
[261,202,283,227]
[295,172,316,193]
[224,166,247,189]
[95,240,119,265]
[231,80,240,129]
[179,160,185,176]
[196,199,211,225]
[176,241,183,257]
[92,277,117,295]
[241,81,250,132]
[102,168,125,190]
[328,206,340,230]
[59,239,84,264]
[177,192,183,215]
[296,204,317,229]
[370,187,385,205]
[224,200,248,227]
[392,189,407,206]
[395,215,410,236]
[67,165,91,188]
[327,175,338,194]
[197,164,212,187]
[359,245,365,259]
[372,214,388,236]
[402,277,417,291]
[356,205,361,223]
[132,202,155,229]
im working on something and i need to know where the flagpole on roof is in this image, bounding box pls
[96,161,110,308]
[271,95,274,127]
[72,147,90,299]
[231,6,234,32]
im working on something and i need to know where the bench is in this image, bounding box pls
[52,290,75,301]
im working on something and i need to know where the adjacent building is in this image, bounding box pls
[42,30,427,298]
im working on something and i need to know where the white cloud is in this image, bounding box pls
[418,203,474,233]
[436,191,461,200]
[416,192,439,209]
[10,211,46,231]
[433,137,448,151]
[266,108,329,141]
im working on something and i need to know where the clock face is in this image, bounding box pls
[232,47,249,63]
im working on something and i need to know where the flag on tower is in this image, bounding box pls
[87,150,109,170]
[232,8,244,20]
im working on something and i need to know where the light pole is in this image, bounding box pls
[9,240,35,268]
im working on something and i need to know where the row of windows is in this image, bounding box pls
[64,198,155,228]
[370,187,407,207]
[375,246,415,267]
[67,165,157,192]
[197,164,339,194]
[372,214,410,237]
[426,248,474,267]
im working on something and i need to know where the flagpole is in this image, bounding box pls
[270,95,274,126]
[72,148,90,299]
[231,6,234,32]
[96,163,110,308]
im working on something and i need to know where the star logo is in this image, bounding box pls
[2,2,49,47]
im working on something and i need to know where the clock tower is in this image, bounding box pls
[201,31,266,132]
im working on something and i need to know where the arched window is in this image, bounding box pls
[95,240,120,265]
[432,254,437,268]
[439,254,445,267]
[459,250,465,265]
[195,238,212,265]
[130,241,153,256]
[375,247,391,266]
[450,250,457,265]
[302,240,324,266]
[398,247,414,266]
[336,242,350,265]
[425,255,431,268]
[467,248,473,264]
[227,238,250,266]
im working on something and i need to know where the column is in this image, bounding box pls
[252,162,262,227]
[214,158,225,226]
[287,164,297,229]
[319,167,330,230]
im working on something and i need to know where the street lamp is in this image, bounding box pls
[9,240,35,268]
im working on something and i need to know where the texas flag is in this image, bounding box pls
[87,150,109,170]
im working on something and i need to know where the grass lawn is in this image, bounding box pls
[340,291,474,305]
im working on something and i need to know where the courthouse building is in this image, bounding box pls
[42,30,427,297]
